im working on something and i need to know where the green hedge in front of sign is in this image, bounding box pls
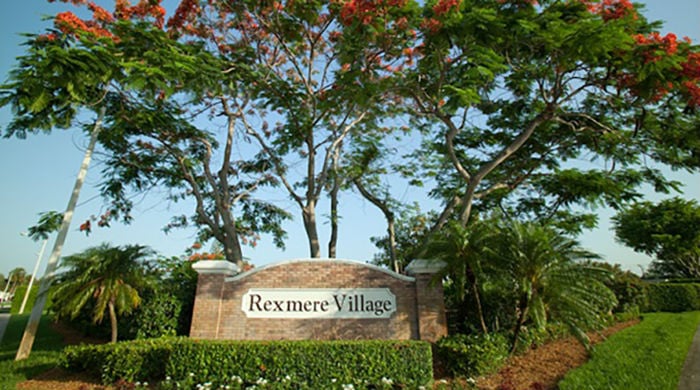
[61,337,433,389]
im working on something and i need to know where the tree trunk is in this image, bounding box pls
[387,217,399,273]
[468,269,488,334]
[352,179,399,271]
[303,205,321,258]
[108,300,118,343]
[222,228,244,267]
[16,107,105,361]
[510,299,530,354]
[328,182,339,259]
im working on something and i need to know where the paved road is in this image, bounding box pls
[0,312,9,344]
[679,322,700,390]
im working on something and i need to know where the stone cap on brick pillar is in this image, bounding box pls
[192,260,240,276]
[405,259,446,275]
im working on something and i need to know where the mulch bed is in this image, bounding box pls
[475,319,640,390]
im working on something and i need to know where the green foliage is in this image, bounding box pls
[488,220,618,351]
[61,338,174,384]
[435,333,509,378]
[129,256,197,339]
[590,262,648,314]
[560,312,700,390]
[132,293,181,339]
[27,211,63,241]
[645,283,700,312]
[62,338,433,388]
[51,243,156,342]
[613,198,700,278]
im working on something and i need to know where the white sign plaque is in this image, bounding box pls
[241,288,396,319]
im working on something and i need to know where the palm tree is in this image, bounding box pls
[427,220,493,333]
[51,244,154,343]
[489,220,617,353]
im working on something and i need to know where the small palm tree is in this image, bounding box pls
[428,220,493,333]
[51,243,154,342]
[489,220,617,353]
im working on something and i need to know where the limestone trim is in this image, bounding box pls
[192,260,239,276]
[225,258,416,283]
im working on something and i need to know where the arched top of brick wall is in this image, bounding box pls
[225,258,415,283]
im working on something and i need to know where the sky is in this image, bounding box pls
[1,1,699,279]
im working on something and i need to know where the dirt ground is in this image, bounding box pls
[16,320,640,390]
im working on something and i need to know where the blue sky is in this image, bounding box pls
[1,1,699,278]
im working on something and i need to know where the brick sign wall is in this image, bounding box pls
[189,259,447,342]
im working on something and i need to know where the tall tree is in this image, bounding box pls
[160,0,417,257]
[613,197,700,278]
[392,0,700,247]
[2,2,294,266]
[51,244,155,343]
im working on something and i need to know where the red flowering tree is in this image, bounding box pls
[160,0,419,258]
[388,0,700,249]
[3,0,423,262]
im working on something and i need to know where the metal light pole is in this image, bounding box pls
[18,236,48,315]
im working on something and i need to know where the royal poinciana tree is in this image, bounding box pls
[8,0,421,261]
[163,0,418,258]
[384,0,700,254]
[3,0,700,267]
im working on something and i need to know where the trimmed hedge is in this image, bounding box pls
[645,283,700,312]
[434,333,509,378]
[61,338,433,388]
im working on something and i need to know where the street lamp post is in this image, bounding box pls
[19,237,48,315]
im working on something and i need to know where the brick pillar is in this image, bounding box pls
[189,260,239,339]
[406,259,447,342]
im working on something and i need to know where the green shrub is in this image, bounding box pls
[62,338,433,388]
[61,337,175,383]
[435,333,509,378]
[645,283,700,312]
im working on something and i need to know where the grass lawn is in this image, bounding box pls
[0,314,65,389]
[559,311,700,390]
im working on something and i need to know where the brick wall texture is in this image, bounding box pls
[189,260,447,342]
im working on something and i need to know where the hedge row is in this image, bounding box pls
[61,338,433,389]
[645,283,700,312]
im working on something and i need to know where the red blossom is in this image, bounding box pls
[583,0,636,21]
[338,0,406,27]
[55,11,113,38]
[420,17,442,34]
[634,32,680,63]
[79,220,91,235]
[433,0,460,16]
[38,33,58,41]
[88,2,114,23]
[166,0,199,30]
